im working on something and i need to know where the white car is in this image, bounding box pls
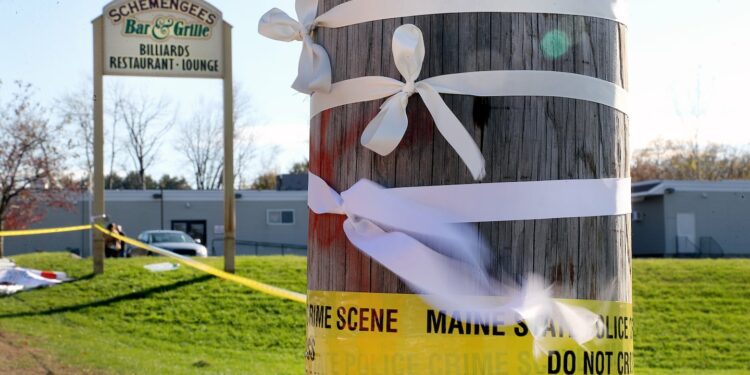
[130,230,208,258]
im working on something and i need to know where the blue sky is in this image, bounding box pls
[1,0,748,179]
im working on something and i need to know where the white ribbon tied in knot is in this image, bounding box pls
[309,173,496,295]
[259,0,332,94]
[308,173,600,345]
[361,24,486,180]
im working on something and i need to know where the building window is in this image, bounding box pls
[267,209,295,225]
[172,220,207,245]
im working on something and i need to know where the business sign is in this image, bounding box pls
[103,0,224,78]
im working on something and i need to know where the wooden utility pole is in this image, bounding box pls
[309,3,630,302]
[223,22,236,273]
[92,16,105,275]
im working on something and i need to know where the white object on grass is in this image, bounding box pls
[0,267,65,295]
[144,263,181,273]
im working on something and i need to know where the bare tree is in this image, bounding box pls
[57,81,94,180]
[232,83,257,188]
[234,126,257,189]
[179,84,257,190]
[117,92,175,190]
[58,80,126,189]
[259,145,281,172]
[180,110,257,190]
[180,110,224,189]
[246,146,282,190]
[0,81,74,257]
[632,138,750,181]
[107,84,127,189]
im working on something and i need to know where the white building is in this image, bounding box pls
[4,189,308,257]
[632,180,750,257]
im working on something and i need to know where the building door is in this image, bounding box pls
[172,220,207,246]
[676,213,697,255]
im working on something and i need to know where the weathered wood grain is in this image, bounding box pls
[309,3,631,303]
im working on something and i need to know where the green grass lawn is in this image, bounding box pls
[0,254,306,374]
[633,259,750,374]
[0,254,748,374]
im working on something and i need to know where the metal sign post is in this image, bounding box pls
[92,0,234,274]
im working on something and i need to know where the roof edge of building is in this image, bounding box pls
[632,179,750,199]
[77,189,308,202]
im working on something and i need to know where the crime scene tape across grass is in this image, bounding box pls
[93,224,307,304]
[0,224,306,304]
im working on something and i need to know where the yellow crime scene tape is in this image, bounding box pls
[0,224,306,304]
[306,291,634,374]
[0,225,95,237]
[93,224,307,304]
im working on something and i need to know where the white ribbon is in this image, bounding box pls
[311,70,629,117]
[310,174,631,225]
[260,0,627,94]
[308,172,628,344]
[317,0,628,28]
[391,177,632,222]
[323,24,488,180]
[258,0,332,94]
[309,24,629,181]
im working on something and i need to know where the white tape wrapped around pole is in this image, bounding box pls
[308,172,608,344]
[309,174,631,226]
[311,70,629,116]
[316,0,629,28]
[390,177,632,223]
[310,24,628,181]
[424,70,629,114]
[259,0,627,95]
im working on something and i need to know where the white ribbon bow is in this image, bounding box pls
[359,24,486,180]
[308,173,600,344]
[258,0,332,94]
[309,173,488,283]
